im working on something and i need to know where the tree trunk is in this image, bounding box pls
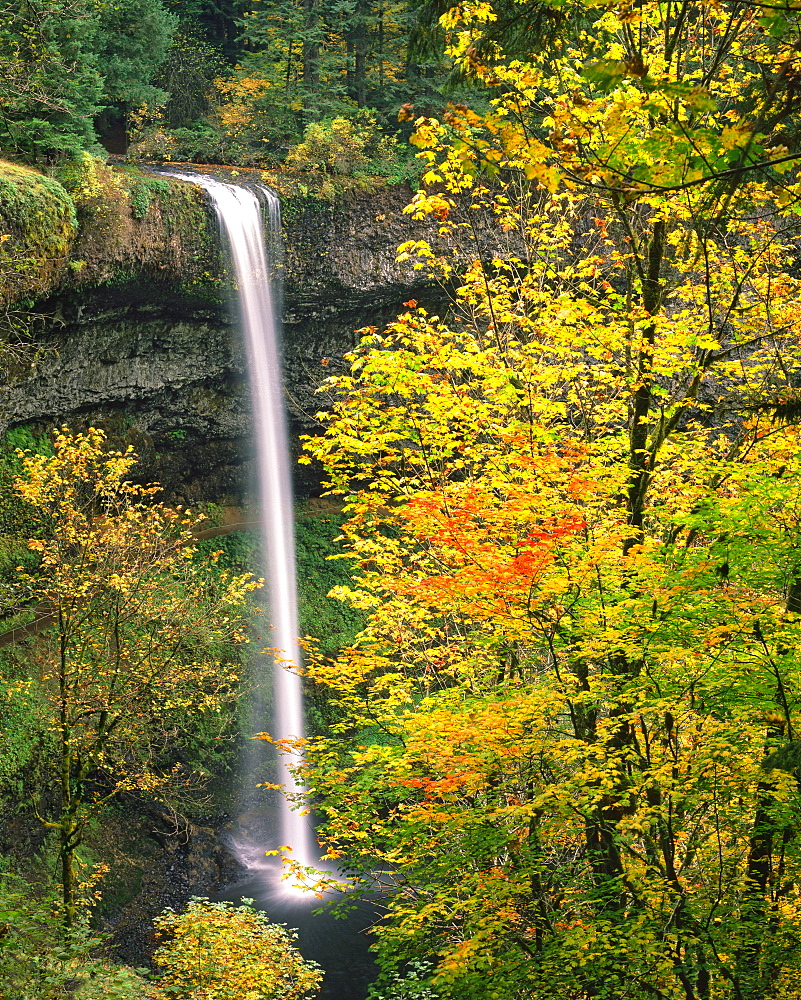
[59,615,78,928]
[61,818,77,928]
[624,218,666,553]
[353,0,368,107]
[302,0,320,107]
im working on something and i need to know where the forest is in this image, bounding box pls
[4,0,801,999]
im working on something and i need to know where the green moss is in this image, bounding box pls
[295,505,364,657]
[160,180,215,247]
[53,152,105,207]
[0,156,413,316]
[132,177,170,218]
[129,172,222,291]
[0,160,77,305]
[117,167,171,219]
[263,167,394,204]
[293,505,366,737]
[277,188,337,225]
[56,165,222,296]
[0,157,219,300]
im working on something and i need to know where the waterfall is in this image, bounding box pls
[158,172,379,1000]
[166,172,316,869]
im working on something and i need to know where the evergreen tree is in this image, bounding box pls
[0,0,177,161]
[0,0,104,161]
[93,0,178,111]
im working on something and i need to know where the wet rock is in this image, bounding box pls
[0,183,481,502]
[103,808,245,970]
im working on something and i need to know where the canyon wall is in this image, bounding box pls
[0,165,455,500]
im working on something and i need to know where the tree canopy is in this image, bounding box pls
[0,0,178,160]
[284,2,801,998]
[13,428,257,926]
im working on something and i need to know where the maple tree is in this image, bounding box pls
[292,1,801,998]
[12,428,257,927]
[151,897,323,1000]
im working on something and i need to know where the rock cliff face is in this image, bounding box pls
[0,177,451,501]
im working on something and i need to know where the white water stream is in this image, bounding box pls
[166,172,316,869]
[159,173,380,1000]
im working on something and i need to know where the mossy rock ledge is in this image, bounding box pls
[0,161,460,502]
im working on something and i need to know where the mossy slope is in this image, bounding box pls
[0,160,77,307]
[0,157,221,308]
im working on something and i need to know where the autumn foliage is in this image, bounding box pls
[14,429,258,927]
[151,898,322,1000]
[291,1,801,998]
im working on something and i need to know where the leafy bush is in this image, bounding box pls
[127,122,222,165]
[368,960,441,1000]
[0,426,53,569]
[52,152,103,206]
[0,873,149,1000]
[286,117,370,175]
[54,155,129,218]
[152,897,322,1000]
[193,530,258,577]
[129,98,418,181]
[286,110,405,177]
[213,73,303,165]
[58,154,169,225]
[0,668,46,794]
[53,155,137,260]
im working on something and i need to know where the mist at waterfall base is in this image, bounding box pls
[166,172,379,1000]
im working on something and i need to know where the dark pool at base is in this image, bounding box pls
[214,868,380,1000]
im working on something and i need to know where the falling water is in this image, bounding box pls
[165,172,316,869]
[157,171,379,999]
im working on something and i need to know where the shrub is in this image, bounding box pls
[213,73,302,165]
[152,897,323,1000]
[367,960,441,1000]
[286,115,371,175]
[54,154,128,218]
[0,873,150,1000]
[285,110,416,184]
[128,70,302,167]
[52,151,103,206]
[0,425,53,557]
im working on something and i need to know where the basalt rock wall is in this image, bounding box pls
[0,173,456,501]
